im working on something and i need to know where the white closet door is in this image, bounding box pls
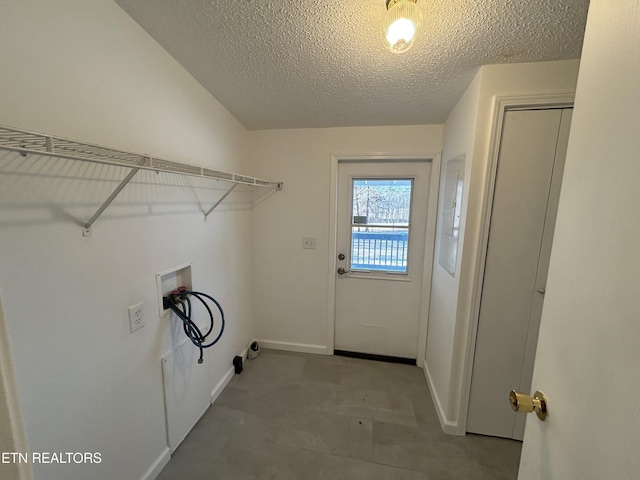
[466,108,572,439]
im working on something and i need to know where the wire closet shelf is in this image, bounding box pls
[0,125,283,234]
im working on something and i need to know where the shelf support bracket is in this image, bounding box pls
[83,164,143,236]
[204,183,238,220]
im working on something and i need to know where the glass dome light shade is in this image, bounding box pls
[382,0,423,53]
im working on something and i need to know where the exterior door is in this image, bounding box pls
[467,108,572,439]
[334,160,431,360]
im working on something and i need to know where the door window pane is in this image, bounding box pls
[351,179,412,273]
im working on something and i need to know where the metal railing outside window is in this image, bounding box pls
[351,230,408,271]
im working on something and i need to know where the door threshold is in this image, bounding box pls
[334,350,416,365]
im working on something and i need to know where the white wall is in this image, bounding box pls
[425,72,481,430]
[426,60,581,434]
[0,2,254,480]
[520,2,640,478]
[250,126,443,352]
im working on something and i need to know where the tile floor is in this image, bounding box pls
[157,349,521,479]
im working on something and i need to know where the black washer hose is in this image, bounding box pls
[165,290,225,364]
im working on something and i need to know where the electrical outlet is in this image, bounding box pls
[128,302,145,333]
[302,237,316,249]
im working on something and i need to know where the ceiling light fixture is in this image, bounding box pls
[382,0,423,54]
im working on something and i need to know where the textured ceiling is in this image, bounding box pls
[114,0,590,130]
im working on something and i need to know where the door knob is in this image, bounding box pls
[337,267,351,275]
[509,390,548,421]
[538,287,546,294]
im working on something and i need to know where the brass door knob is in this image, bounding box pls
[509,390,548,421]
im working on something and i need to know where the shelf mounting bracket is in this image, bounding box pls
[204,183,238,220]
[83,160,146,235]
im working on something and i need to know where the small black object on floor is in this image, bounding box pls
[233,355,243,374]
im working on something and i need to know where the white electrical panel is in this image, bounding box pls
[439,155,465,276]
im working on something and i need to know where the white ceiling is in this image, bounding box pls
[114,0,590,130]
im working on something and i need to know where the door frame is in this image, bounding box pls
[0,290,34,480]
[458,94,575,433]
[327,153,441,364]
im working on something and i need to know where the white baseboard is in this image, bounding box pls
[210,344,250,405]
[210,366,235,405]
[239,344,249,361]
[141,447,170,480]
[423,362,465,436]
[256,339,328,355]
